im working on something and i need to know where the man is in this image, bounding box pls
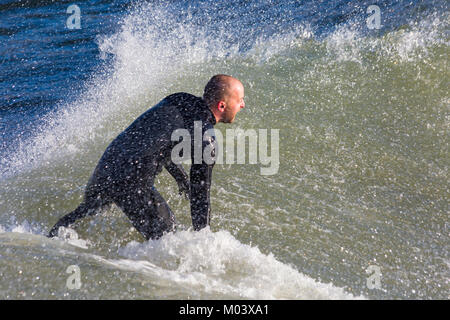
[48,75,245,240]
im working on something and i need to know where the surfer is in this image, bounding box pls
[48,75,245,240]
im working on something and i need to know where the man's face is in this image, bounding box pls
[222,81,245,123]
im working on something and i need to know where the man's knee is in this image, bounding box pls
[129,213,173,240]
[112,185,176,240]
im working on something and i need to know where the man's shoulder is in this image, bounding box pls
[164,92,203,105]
[162,92,212,122]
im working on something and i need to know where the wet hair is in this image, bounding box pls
[203,74,234,107]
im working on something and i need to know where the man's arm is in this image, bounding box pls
[164,161,190,199]
[190,163,214,230]
[190,129,216,231]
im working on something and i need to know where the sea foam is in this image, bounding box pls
[115,227,364,299]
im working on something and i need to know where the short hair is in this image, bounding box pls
[203,74,234,107]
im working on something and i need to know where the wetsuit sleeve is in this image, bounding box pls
[190,130,216,231]
[165,160,188,185]
[164,160,190,197]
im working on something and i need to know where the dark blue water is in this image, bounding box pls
[0,0,133,152]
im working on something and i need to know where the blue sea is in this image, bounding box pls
[0,0,448,299]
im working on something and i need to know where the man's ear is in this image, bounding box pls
[217,101,226,112]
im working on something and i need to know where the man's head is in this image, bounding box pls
[203,74,245,123]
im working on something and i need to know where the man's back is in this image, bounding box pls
[90,92,215,186]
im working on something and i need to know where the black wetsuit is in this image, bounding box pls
[48,93,216,240]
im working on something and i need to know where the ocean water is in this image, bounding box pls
[0,0,448,299]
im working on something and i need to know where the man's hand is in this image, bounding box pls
[178,180,190,200]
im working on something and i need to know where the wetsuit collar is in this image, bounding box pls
[204,103,217,126]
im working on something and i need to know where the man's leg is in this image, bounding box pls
[48,188,109,238]
[113,185,176,240]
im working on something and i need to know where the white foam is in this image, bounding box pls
[0,219,90,249]
[114,228,363,299]
[53,226,91,249]
[0,219,41,235]
[325,14,448,64]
